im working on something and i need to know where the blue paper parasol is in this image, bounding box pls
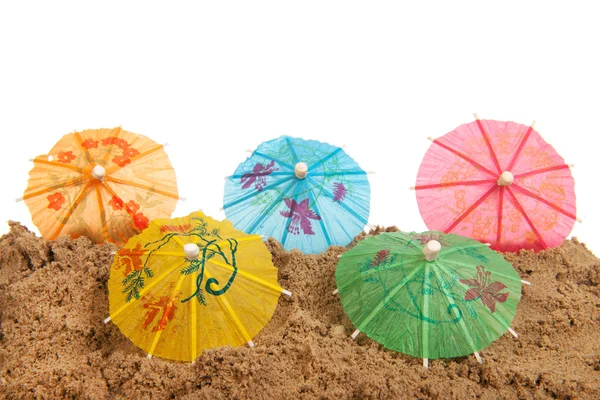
[223,136,371,254]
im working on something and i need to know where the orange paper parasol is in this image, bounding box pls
[19,127,179,245]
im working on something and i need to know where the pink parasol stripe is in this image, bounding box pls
[414,179,497,190]
[510,183,577,220]
[444,185,498,234]
[430,139,497,177]
[506,124,534,171]
[475,119,502,174]
[513,164,570,179]
[505,187,547,248]
[496,187,505,246]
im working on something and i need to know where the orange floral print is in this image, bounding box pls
[57,151,76,163]
[471,216,493,242]
[524,231,537,243]
[539,182,566,203]
[134,213,149,230]
[123,147,140,158]
[142,295,178,332]
[160,224,192,232]
[115,243,147,276]
[108,196,124,210]
[47,192,65,210]
[540,212,558,231]
[454,189,466,212]
[112,155,131,167]
[101,137,130,149]
[81,138,99,149]
[126,200,140,214]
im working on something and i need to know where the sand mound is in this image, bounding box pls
[1,222,599,399]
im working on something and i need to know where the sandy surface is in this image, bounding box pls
[1,222,599,399]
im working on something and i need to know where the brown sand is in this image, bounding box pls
[1,222,599,399]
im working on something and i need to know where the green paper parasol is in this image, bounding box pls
[335,231,522,367]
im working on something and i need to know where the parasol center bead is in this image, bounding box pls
[423,240,441,261]
[497,171,514,186]
[184,243,200,260]
[294,162,308,179]
[92,165,106,181]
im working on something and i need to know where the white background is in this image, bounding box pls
[1,1,598,256]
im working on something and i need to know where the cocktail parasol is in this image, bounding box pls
[414,116,578,252]
[335,230,522,367]
[104,210,290,362]
[223,135,371,254]
[19,127,179,245]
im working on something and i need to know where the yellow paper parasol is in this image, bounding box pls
[19,127,179,245]
[104,210,290,362]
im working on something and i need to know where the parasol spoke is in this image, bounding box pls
[207,235,262,249]
[105,176,179,200]
[412,179,497,190]
[74,131,93,166]
[443,259,523,284]
[253,151,295,171]
[147,273,186,358]
[510,183,578,221]
[506,122,535,171]
[497,187,505,246]
[105,143,166,175]
[286,136,299,163]
[444,186,498,234]
[132,249,184,257]
[303,180,332,247]
[190,272,198,360]
[474,114,502,174]
[31,157,82,173]
[102,127,124,164]
[439,242,491,256]
[207,258,284,295]
[105,259,188,323]
[307,170,367,177]
[483,296,515,332]
[344,257,424,287]
[101,182,145,233]
[432,265,480,359]
[428,138,497,177]
[228,171,291,179]
[149,220,189,249]
[306,176,369,225]
[308,146,343,170]
[505,188,547,248]
[280,179,303,247]
[223,176,295,210]
[48,181,94,240]
[95,185,109,241]
[202,268,253,345]
[20,176,87,201]
[513,164,571,179]
[421,263,430,363]
[354,264,423,331]
[101,183,136,220]
[248,179,298,233]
